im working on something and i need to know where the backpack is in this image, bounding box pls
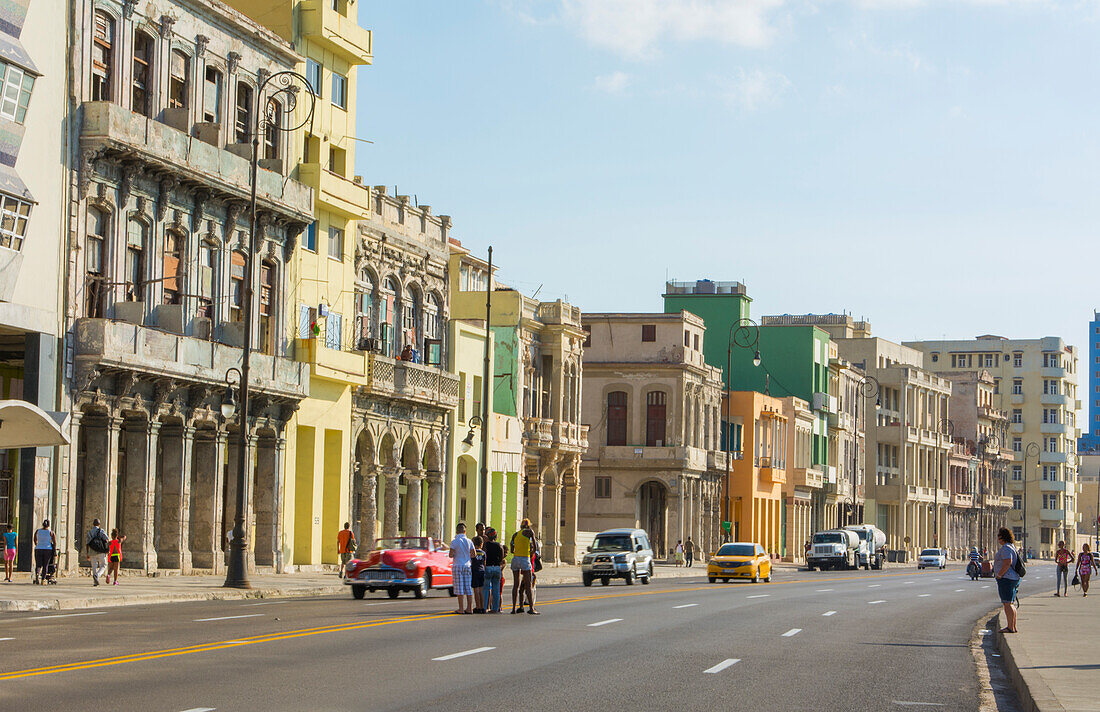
[1013,547,1026,578]
[87,528,109,554]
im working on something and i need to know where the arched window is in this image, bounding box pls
[424,292,442,365]
[355,271,375,349]
[125,218,148,301]
[131,31,154,116]
[258,260,276,353]
[229,250,246,321]
[264,98,282,160]
[401,284,418,354]
[197,240,216,319]
[91,11,114,102]
[235,82,253,144]
[85,208,109,317]
[169,50,189,109]
[646,391,667,447]
[607,391,627,446]
[380,278,398,357]
[162,230,183,304]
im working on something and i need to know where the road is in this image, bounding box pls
[0,562,1052,711]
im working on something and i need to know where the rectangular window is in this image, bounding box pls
[328,226,343,260]
[229,251,245,321]
[472,376,482,421]
[1012,495,1021,510]
[1012,465,1022,481]
[235,82,252,144]
[641,324,656,342]
[646,391,667,447]
[203,66,223,123]
[0,63,33,123]
[131,32,154,116]
[1012,409,1022,424]
[325,312,342,350]
[1013,352,1022,368]
[327,146,346,176]
[684,330,690,347]
[458,373,466,423]
[0,193,31,251]
[169,51,188,110]
[91,12,113,102]
[594,476,611,499]
[1012,438,1021,453]
[607,392,627,446]
[306,59,322,98]
[693,333,700,351]
[303,222,317,251]
[331,73,347,109]
[1012,379,1022,395]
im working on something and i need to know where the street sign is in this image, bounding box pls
[722,521,731,533]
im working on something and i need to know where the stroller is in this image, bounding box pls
[39,550,58,584]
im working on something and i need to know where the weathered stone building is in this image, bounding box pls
[60,0,313,573]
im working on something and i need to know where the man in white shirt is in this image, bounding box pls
[449,523,474,614]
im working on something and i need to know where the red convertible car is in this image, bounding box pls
[344,537,454,599]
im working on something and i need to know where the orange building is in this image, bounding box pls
[724,391,788,556]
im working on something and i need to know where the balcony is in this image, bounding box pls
[294,337,367,383]
[298,164,370,219]
[828,410,854,431]
[1040,393,1073,407]
[812,392,836,414]
[299,0,374,65]
[80,102,312,223]
[825,478,852,499]
[1039,479,1071,492]
[1040,451,1070,464]
[906,485,933,502]
[977,405,1007,421]
[1039,508,1075,523]
[1040,423,1074,436]
[1010,422,1024,433]
[951,493,973,508]
[598,445,709,470]
[552,421,589,452]
[535,300,582,328]
[365,355,459,408]
[1011,394,1025,405]
[790,467,824,489]
[1041,366,1067,379]
[74,318,308,400]
[523,417,553,449]
[758,456,786,483]
[983,494,1014,509]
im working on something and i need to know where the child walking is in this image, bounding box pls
[107,529,126,585]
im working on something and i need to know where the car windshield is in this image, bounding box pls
[717,544,756,557]
[920,549,940,557]
[375,537,430,550]
[813,533,843,544]
[591,535,632,552]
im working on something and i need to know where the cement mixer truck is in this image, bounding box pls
[844,524,887,570]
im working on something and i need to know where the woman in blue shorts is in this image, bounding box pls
[994,527,1021,633]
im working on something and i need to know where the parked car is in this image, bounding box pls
[344,536,454,599]
[707,542,772,583]
[917,547,947,570]
[581,528,655,586]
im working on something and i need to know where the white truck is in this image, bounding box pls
[806,529,860,571]
[844,524,887,570]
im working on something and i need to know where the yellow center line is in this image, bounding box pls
[0,568,937,681]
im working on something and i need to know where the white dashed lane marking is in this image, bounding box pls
[746,594,770,599]
[673,604,699,609]
[433,647,495,661]
[816,589,834,592]
[822,611,836,617]
[868,584,881,588]
[587,618,623,627]
[703,658,741,674]
[869,600,887,604]
[782,628,802,637]
[19,611,107,622]
[955,589,965,592]
[918,594,931,597]
[192,614,264,622]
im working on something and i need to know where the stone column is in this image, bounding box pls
[103,415,123,536]
[120,419,160,572]
[549,478,563,565]
[382,469,400,538]
[357,465,378,554]
[225,431,256,571]
[156,423,192,571]
[425,470,443,542]
[62,410,84,571]
[405,473,423,536]
[272,435,286,573]
[561,459,579,564]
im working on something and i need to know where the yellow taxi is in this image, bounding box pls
[707,542,772,583]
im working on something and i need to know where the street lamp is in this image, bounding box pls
[853,375,880,527]
[1022,441,1041,562]
[224,70,316,590]
[724,317,760,540]
[462,415,483,447]
[221,368,241,420]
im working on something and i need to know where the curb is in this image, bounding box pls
[993,608,1066,712]
[0,583,345,613]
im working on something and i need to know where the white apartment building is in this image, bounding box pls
[906,336,1081,557]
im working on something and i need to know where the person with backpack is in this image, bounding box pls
[994,527,1022,633]
[2,523,16,583]
[336,522,356,578]
[1077,543,1098,597]
[1054,541,1075,597]
[86,518,110,586]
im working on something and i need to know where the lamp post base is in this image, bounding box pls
[223,543,252,589]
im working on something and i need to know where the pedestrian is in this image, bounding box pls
[471,535,486,613]
[475,522,485,541]
[2,523,15,582]
[674,540,684,567]
[993,527,1021,634]
[1077,543,1098,597]
[448,523,474,614]
[1054,540,1074,597]
[685,537,696,568]
[107,529,126,585]
[337,522,356,578]
[804,540,811,562]
[509,518,538,615]
[483,527,504,613]
[85,518,110,586]
[32,519,55,585]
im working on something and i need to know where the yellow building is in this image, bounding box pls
[725,391,788,555]
[224,0,374,568]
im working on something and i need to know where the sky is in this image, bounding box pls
[355,0,1100,359]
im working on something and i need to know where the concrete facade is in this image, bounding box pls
[906,335,1082,557]
[725,390,788,556]
[579,312,724,558]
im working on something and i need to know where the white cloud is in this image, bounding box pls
[593,71,633,94]
[715,68,792,111]
[561,0,787,60]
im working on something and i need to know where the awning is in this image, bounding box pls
[0,400,70,448]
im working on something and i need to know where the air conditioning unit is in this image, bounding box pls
[357,337,379,352]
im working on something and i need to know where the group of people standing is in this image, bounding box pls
[672,537,696,567]
[448,519,541,615]
[1054,540,1098,597]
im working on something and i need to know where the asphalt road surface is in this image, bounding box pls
[0,562,1053,711]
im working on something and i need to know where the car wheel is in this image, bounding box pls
[387,588,400,599]
[641,565,652,585]
[624,567,635,586]
[764,568,771,583]
[806,565,815,572]
[414,571,431,599]
[351,585,366,600]
[708,576,716,583]
[582,574,593,587]
[751,569,759,584]
[601,577,610,586]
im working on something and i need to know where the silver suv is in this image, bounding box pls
[581,528,655,586]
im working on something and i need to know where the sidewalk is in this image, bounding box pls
[0,562,711,613]
[993,589,1099,712]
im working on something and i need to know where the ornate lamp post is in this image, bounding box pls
[852,375,879,527]
[223,71,316,589]
[724,317,760,540]
[1022,441,1041,562]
